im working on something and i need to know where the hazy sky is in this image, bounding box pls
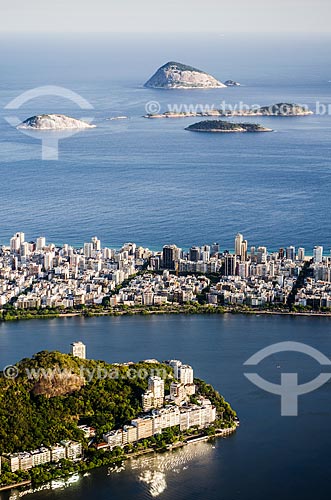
[1,0,330,33]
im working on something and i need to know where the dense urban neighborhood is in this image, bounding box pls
[0,232,330,317]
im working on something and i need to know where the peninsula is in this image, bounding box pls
[185,120,273,133]
[17,114,96,130]
[144,61,226,89]
[0,351,236,489]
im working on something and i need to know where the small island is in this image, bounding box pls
[144,61,226,89]
[0,350,237,490]
[17,114,96,130]
[256,103,313,116]
[224,80,241,87]
[185,120,273,133]
[144,102,312,119]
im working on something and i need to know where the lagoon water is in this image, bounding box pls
[0,314,331,500]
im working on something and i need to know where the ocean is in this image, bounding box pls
[0,33,331,251]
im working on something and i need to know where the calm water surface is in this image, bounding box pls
[0,314,330,500]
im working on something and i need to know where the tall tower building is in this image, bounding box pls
[189,246,200,262]
[36,237,46,251]
[179,365,194,385]
[91,236,101,251]
[257,247,267,264]
[211,243,220,256]
[162,245,180,270]
[224,254,236,276]
[169,360,182,379]
[297,248,305,261]
[10,233,24,254]
[142,376,165,411]
[313,246,323,263]
[286,246,296,261]
[241,240,248,262]
[83,242,93,258]
[235,233,243,257]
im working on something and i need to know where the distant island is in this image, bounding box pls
[185,120,273,133]
[0,351,236,489]
[224,80,241,87]
[256,103,313,116]
[144,61,227,89]
[17,114,96,130]
[144,102,312,119]
[106,116,129,121]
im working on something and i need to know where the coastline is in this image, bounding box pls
[2,305,331,324]
[3,427,238,496]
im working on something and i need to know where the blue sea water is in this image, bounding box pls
[0,33,331,251]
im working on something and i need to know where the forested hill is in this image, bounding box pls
[0,351,235,454]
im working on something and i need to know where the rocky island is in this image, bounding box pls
[186,120,273,133]
[144,102,313,119]
[144,61,226,89]
[256,102,313,116]
[17,114,96,130]
[224,80,241,87]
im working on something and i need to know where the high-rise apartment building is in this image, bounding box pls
[70,341,86,359]
[189,246,200,262]
[286,246,296,261]
[297,248,305,261]
[224,254,236,276]
[162,245,181,270]
[313,246,323,263]
[142,376,165,411]
[179,365,194,385]
[235,233,243,257]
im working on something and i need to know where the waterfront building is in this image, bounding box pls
[122,425,138,444]
[50,444,67,462]
[189,246,200,262]
[70,341,86,359]
[1,454,20,472]
[179,365,194,385]
[286,246,296,261]
[162,245,181,270]
[103,430,124,449]
[235,233,243,257]
[297,247,305,261]
[131,416,154,440]
[30,447,51,466]
[257,247,267,264]
[211,242,220,256]
[36,236,46,251]
[224,254,236,276]
[142,390,154,412]
[170,382,187,404]
[169,360,182,379]
[142,376,165,411]
[313,246,323,263]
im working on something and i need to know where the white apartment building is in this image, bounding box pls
[70,341,86,359]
